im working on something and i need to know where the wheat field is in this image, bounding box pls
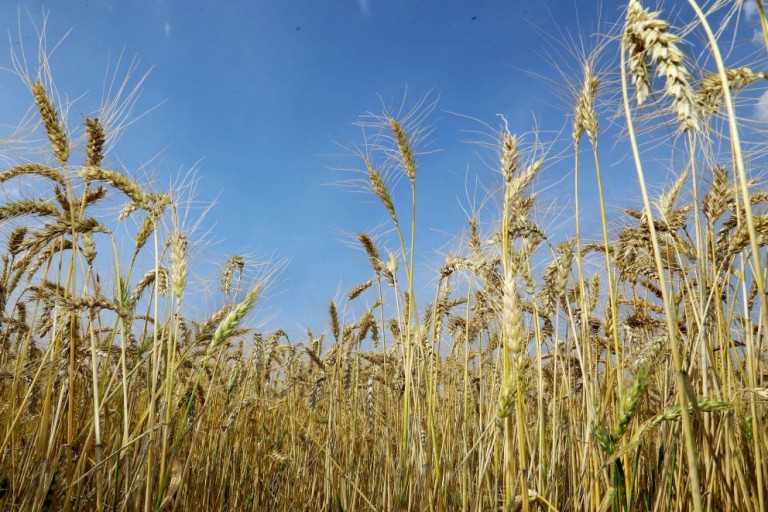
[1,1,768,511]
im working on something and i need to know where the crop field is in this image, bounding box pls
[0,1,767,510]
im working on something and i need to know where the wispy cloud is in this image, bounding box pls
[753,29,764,45]
[164,21,172,37]
[358,0,370,17]
[1,183,22,201]
[744,0,759,20]
[755,89,768,121]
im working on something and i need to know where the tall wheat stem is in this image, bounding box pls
[461,274,475,511]
[500,175,529,512]
[395,178,418,502]
[144,228,161,511]
[572,142,595,399]
[756,0,768,51]
[620,34,703,512]
[685,3,766,508]
[589,143,622,389]
[426,277,444,510]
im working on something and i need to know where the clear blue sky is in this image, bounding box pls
[0,1,763,341]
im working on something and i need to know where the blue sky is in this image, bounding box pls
[0,1,765,341]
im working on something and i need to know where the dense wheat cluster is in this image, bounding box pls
[1,1,768,511]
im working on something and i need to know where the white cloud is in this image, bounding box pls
[744,0,759,20]
[755,89,768,122]
[1,184,21,201]
[358,0,370,16]
[164,22,172,37]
